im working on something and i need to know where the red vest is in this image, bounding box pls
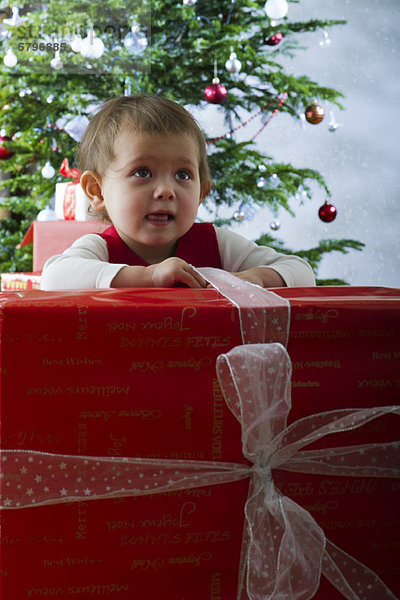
[98,223,222,268]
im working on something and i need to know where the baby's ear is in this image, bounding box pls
[80,170,105,211]
[200,179,212,203]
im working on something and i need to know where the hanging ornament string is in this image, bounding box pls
[204,59,228,104]
[206,92,287,145]
[251,91,287,140]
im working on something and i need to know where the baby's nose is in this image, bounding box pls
[154,180,176,201]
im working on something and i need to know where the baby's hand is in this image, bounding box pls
[149,258,208,288]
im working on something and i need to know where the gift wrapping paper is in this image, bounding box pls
[18,220,107,272]
[0,276,286,599]
[55,157,89,221]
[54,182,91,221]
[273,285,400,599]
[0,277,399,599]
[0,272,41,291]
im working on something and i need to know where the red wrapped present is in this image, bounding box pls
[0,274,399,599]
[54,158,90,221]
[1,271,41,291]
[18,220,107,271]
[54,181,90,221]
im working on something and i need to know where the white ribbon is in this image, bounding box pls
[217,344,400,600]
[1,343,399,600]
[198,267,290,345]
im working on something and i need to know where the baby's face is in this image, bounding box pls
[96,130,206,264]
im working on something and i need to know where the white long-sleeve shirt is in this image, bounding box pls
[40,226,315,290]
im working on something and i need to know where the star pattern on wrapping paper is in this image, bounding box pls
[1,398,398,515]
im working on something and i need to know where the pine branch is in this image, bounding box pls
[278,19,347,34]
[255,233,365,283]
[316,278,348,286]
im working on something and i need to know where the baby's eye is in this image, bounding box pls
[133,167,151,178]
[175,170,191,181]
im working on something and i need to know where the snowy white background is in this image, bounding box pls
[196,0,400,287]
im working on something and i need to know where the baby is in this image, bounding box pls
[40,95,315,290]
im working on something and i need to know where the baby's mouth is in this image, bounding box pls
[146,213,174,224]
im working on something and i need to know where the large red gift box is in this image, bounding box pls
[0,279,399,599]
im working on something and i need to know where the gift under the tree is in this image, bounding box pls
[54,158,90,221]
[0,271,41,291]
[54,181,91,221]
[0,276,399,600]
[18,219,107,271]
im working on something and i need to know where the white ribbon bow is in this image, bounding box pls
[217,343,400,600]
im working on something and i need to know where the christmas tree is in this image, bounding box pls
[0,0,363,282]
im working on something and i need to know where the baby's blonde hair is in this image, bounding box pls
[78,94,211,185]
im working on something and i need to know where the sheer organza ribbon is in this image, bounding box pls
[198,267,290,346]
[59,157,82,183]
[1,343,399,600]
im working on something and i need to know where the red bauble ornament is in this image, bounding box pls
[305,101,325,125]
[318,201,337,223]
[264,31,284,46]
[204,78,227,104]
[0,135,14,160]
